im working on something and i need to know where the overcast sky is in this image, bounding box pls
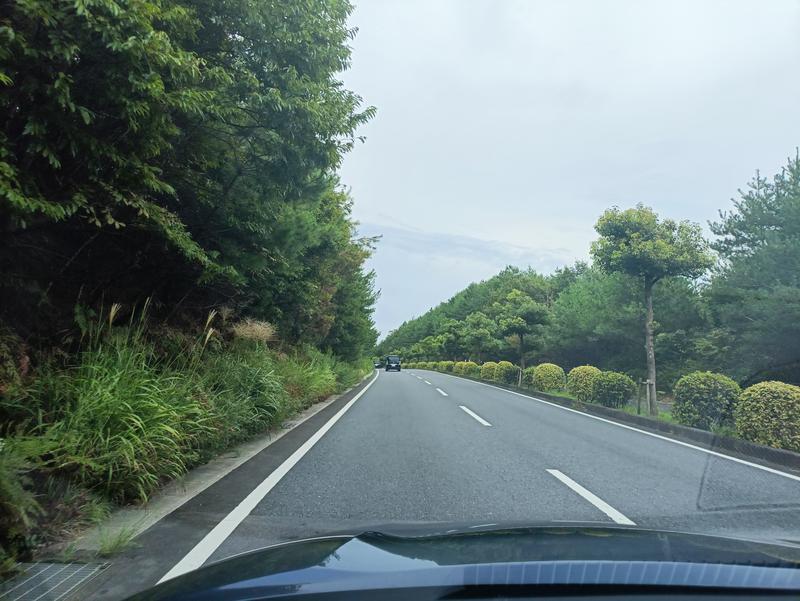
[337,0,800,338]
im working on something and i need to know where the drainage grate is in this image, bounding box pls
[0,562,107,601]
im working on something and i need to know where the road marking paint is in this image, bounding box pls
[158,370,381,583]
[459,405,492,426]
[547,469,635,525]
[424,380,432,385]
[436,388,448,396]
[439,372,800,483]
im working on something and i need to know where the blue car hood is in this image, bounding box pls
[131,523,800,600]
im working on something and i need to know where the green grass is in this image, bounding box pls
[97,525,139,557]
[0,313,370,568]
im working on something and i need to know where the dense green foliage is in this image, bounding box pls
[672,372,741,430]
[494,361,517,384]
[567,366,602,402]
[0,0,377,360]
[532,363,566,392]
[734,381,800,452]
[590,371,636,408]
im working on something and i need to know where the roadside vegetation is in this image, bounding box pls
[0,0,376,574]
[389,154,800,454]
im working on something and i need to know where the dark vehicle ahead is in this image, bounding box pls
[130,524,800,600]
[385,355,401,371]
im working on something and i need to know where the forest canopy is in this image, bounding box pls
[0,0,377,360]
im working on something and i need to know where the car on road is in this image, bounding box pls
[373,360,381,368]
[129,524,800,600]
[385,355,401,371]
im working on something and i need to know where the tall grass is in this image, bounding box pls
[0,304,370,567]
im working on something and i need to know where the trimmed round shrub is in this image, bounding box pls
[522,366,536,387]
[593,371,636,408]
[532,363,566,392]
[453,361,466,375]
[494,361,517,384]
[672,371,741,430]
[439,361,454,372]
[463,361,480,377]
[480,361,498,381]
[567,365,601,402]
[735,381,800,452]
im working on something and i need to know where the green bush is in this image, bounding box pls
[0,437,43,575]
[439,361,454,372]
[532,363,566,392]
[462,361,480,377]
[480,361,498,381]
[593,371,636,408]
[494,361,517,384]
[452,361,465,375]
[521,366,536,387]
[735,381,800,452]
[567,365,601,402]
[672,371,741,430]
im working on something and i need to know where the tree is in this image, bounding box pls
[493,289,548,370]
[461,311,498,362]
[591,205,713,414]
[707,154,800,384]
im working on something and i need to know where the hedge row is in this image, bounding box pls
[402,360,800,453]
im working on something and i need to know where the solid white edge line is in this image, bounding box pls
[547,469,636,525]
[436,388,448,397]
[438,372,800,483]
[158,370,381,583]
[459,405,492,426]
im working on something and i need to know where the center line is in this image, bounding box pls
[423,380,432,385]
[436,388,448,396]
[459,405,492,426]
[546,469,635,525]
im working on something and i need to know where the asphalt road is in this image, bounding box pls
[79,368,800,600]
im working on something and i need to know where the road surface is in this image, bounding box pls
[79,368,800,600]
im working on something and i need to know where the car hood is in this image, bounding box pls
[132,523,800,600]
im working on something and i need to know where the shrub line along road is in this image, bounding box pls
[76,369,800,601]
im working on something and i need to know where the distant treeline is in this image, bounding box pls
[377,154,800,391]
[0,0,377,361]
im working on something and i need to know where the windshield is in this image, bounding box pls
[1,0,799,599]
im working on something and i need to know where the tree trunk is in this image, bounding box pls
[644,278,658,416]
[519,334,525,370]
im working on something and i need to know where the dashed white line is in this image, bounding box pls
[158,370,381,582]
[437,372,800,484]
[436,388,448,396]
[546,469,635,525]
[459,405,492,426]
[423,380,432,385]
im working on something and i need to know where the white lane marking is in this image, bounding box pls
[423,380,432,385]
[436,388,448,397]
[416,376,423,380]
[159,370,381,583]
[459,405,492,427]
[439,372,800,483]
[547,469,635,525]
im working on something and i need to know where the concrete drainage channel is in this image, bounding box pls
[0,562,108,601]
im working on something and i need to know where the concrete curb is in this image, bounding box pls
[429,370,800,475]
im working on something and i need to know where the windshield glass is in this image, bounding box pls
[1,0,799,599]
